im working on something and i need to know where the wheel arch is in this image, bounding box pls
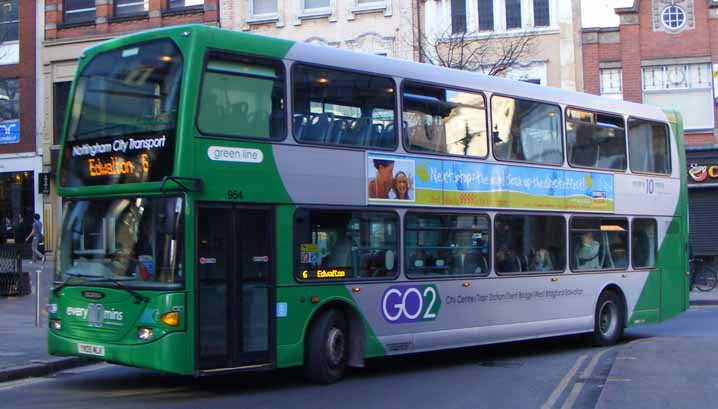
[303,297,366,368]
[596,282,628,327]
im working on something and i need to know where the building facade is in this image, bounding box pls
[582,0,718,260]
[425,0,584,90]
[219,0,416,59]
[582,0,718,146]
[40,0,219,255]
[0,0,40,245]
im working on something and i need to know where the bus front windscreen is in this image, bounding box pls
[67,40,183,141]
[56,197,184,288]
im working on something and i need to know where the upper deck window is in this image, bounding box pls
[403,82,488,158]
[292,64,397,149]
[491,95,562,165]
[64,0,96,24]
[566,108,626,171]
[628,118,671,175]
[67,40,182,142]
[197,55,285,140]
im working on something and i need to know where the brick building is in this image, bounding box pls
[582,0,718,146]
[582,0,718,259]
[0,1,40,245]
[40,0,219,255]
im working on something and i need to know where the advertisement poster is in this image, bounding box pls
[367,153,614,212]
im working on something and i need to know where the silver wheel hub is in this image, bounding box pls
[326,327,345,367]
[599,301,618,336]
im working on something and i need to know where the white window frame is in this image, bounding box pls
[249,0,279,22]
[600,68,623,99]
[453,0,557,37]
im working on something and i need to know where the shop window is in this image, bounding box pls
[494,214,565,274]
[403,82,487,158]
[570,218,628,271]
[295,209,398,280]
[405,213,491,277]
[491,95,562,165]
[0,171,35,245]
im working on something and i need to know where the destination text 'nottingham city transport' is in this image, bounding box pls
[48,25,689,383]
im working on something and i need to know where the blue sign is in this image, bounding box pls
[0,119,19,144]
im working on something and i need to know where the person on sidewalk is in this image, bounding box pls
[25,213,44,264]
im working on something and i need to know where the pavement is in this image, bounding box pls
[0,258,89,383]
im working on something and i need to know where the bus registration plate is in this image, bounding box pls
[78,343,105,357]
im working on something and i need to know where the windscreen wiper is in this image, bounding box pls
[52,273,102,295]
[91,277,149,304]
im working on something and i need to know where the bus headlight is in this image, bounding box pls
[46,304,58,314]
[137,328,153,340]
[50,320,62,330]
[161,312,179,326]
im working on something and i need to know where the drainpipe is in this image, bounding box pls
[416,0,423,63]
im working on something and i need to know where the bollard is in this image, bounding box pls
[35,269,41,327]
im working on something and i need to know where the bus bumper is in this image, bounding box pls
[48,331,193,375]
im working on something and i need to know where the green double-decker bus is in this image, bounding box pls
[49,25,689,383]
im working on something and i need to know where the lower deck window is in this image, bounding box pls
[405,213,491,277]
[295,209,398,280]
[570,218,628,271]
[494,214,565,274]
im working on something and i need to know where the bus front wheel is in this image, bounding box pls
[304,309,348,384]
[591,290,625,346]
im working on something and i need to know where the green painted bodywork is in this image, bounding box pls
[50,24,689,376]
[628,110,689,327]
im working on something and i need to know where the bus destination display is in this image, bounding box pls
[61,134,174,186]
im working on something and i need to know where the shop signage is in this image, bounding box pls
[0,119,19,144]
[688,163,718,184]
[60,133,175,187]
[38,173,51,195]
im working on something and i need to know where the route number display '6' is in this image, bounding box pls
[381,285,441,324]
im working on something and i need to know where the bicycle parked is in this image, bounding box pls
[690,257,718,292]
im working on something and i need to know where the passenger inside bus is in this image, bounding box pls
[576,232,601,269]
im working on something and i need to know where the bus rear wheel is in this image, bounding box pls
[304,309,348,384]
[591,290,625,346]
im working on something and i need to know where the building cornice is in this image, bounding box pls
[615,0,639,14]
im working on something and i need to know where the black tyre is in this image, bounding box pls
[591,290,625,346]
[304,309,348,384]
[695,267,718,292]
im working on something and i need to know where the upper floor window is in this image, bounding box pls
[600,68,623,99]
[478,0,494,31]
[451,0,467,33]
[115,0,148,16]
[628,118,671,175]
[403,82,487,158]
[292,64,396,149]
[642,63,712,130]
[251,0,278,17]
[0,0,18,42]
[197,54,285,140]
[168,0,204,8]
[304,0,330,12]
[661,5,685,30]
[505,0,521,29]
[566,108,626,171]
[64,0,96,24]
[491,95,562,165]
[533,0,549,26]
[0,79,19,144]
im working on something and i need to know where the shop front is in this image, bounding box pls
[0,154,42,244]
[686,147,718,261]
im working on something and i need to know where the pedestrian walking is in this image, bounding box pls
[25,213,44,264]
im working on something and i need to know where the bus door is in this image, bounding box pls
[196,204,274,372]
